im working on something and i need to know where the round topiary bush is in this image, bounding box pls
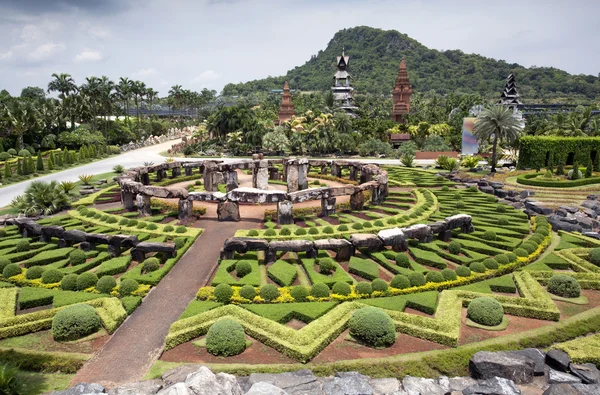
[547,274,581,298]
[96,276,117,294]
[318,258,335,274]
[332,281,352,296]
[18,149,31,157]
[136,222,147,229]
[482,230,497,241]
[118,279,139,297]
[260,284,279,301]
[441,268,457,281]
[529,234,544,245]
[496,205,506,213]
[352,223,364,230]
[0,152,11,161]
[486,195,497,203]
[348,307,395,348]
[290,286,309,302]
[374,220,384,227]
[498,218,509,226]
[408,272,426,287]
[77,272,98,290]
[164,225,174,232]
[470,262,486,273]
[175,226,186,234]
[494,254,510,265]
[467,297,504,326]
[395,253,410,268]
[239,284,257,300]
[127,219,138,227]
[308,227,319,235]
[264,229,276,236]
[483,258,499,270]
[363,222,373,229]
[371,278,388,292]
[173,238,186,250]
[456,201,465,209]
[214,283,233,303]
[337,224,349,232]
[390,274,410,289]
[568,169,583,180]
[295,228,307,236]
[387,217,397,225]
[426,271,444,283]
[456,265,471,277]
[205,318,246,357]
[514,248,528,257]
[322,226,334,234]
[69,250,87,266]
[521,242,538,255]
[279,227,291,236]
[448,241,461,255]
[0,259,10,275]
[355,282,373,295]
[25,266,44,280]
[119,218,129,226]
[15,240,30,253]
[2,263,23,278]
[248,229,259,237]
[536,227,549,237]
[590,248,600,265]
[235,261,252,278]
[40,268,63,284]
[59,273,77,290]
[442,186,449,191]
[142,258,160,274]
[310,283,330,298]
[52,304,101,341]
[7,149,16,155]
[506,253,518,262]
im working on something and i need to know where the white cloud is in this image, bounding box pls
[191,70,222,84]
[132,68,158,78]
[74,49,103,62]
[0,50,12,61]
[27,42,65,62]
[79,21,110,38]
[21,24,40,41]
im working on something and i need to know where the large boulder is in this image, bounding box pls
[156,383,189,395]
[242,370,322,395]
[245,382,288,395]
[269,240,314,252]
[350,234,383,251]
[401,376,445,395]
[184,366,242,395]
[462,377,520,395]
[548,369,582,384]
[570,363,600,384]
[469,351,535,384]
[217,201,240,222]
[108,380,164,395]
[546,349,571,372]
[377,228,407,251]
[53,383,105,395]
[505,348,546,376]
[323,372,373,395]
[542,383,600,395]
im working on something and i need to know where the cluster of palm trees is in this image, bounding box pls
[524,106,600,136]
[168,85,217,114]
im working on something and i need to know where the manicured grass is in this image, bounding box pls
[19,371,74,394]
[180,301,222,319]
[242,302,338,323]
[348,256,380,281]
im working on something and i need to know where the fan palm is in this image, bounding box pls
[11,180,70,216]
[472,105,523,172]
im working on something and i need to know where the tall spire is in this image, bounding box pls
[391,59,413,124]
[276,81,295,125]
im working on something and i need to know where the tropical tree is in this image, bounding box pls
[116,77,133,121]
[473,105,523,172]
[10,180,70,216]
[1,100,38,149]
[47,73,77,100]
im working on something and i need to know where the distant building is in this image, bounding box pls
[332,47,358,116]
[391,59,413,123]
[276,81,296,125]
[389,133,412,147]
[500,74,522,109]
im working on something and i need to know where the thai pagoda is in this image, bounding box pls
[500,74,522,109]
[391,59,413,123]
[332,48,358,115]
[276,81,295,125]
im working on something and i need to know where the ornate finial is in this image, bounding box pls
[342,46,345,57]
[284,81,289,90]
[400,58,406,70]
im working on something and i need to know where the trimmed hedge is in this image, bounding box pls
[517,173,600,188]
[547,274,581,298]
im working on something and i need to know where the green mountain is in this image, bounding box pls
[222,26,600,101]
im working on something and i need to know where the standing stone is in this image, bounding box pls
[287,163,299,192]
[226,171,239,192]
[331,162,342,177]
[371,187,382,205]
[350,191,364,210]
[253,160,269,190]
[172,167,181,178]
[141,173,150,185]
[121,191,136,211]
[277,201,293,225]
[136,194,152,216]
[217,200,240,222]
[349,166,358,181]
[321,197,336,217]
[320,165,328,175]
[269,168,280,180]
[360,168,372,184]
[298,159,309,191]
[178,199,193,220]
[184,167,193,176]
[155,170,163,182]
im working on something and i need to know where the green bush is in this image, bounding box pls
[514,248,528,257]
[60,274,78,291]
[374,220,384,227]
[174,238,186,250]
[426,271,444,283]
[441,268,457,281]
[236,261,252,277]
[355,282,373,295]
[2,264,21,279]
[15,240,30,253]
[318,258,335,274]
[310,283,330,298]
[468,186,477,192]
[483,258,499,270]
[121,296,142,315]
[264,229,276,236]
[322,226,334,234]
[348,307,395,348]
[279,227,291,236]
[363,222,372,229]
[260,284,279,301]
[448,241,461,255]
[119,218,129,226]
[387,217,397,225]
[498,218,509,226]
[52,304,101,341]
[127,219,138,227]
[308,227,319,235]
[0,152,11,161]
[247,229,259,236]
[69,250,87,265]
[214,283,234,303]
[470,262,486,273]
[371,278,388,292]
[96,276,117,294]
[136,222,147,229]
[332,281,352,296]
[456,265,471,277]
[352,223,364,230]
[290,286,309,302]
[164,225,174,232]
[456,201,465,209]
[467,297,504,326]
[6,149,16,155]
[521,242,538,255]
[295,228,307,236]
[239,284,257,300]
[495,254,510,265]
[142,258,160,274]
[496,205,506,213]
[337,224,349,232]
[25,266,44,280]
[548,274,581,298]
[590,248,600,265]
[106,217,118,224]
[536,227,549,237]
[175,226,186,234]
[482,230,497,241]
[395,253,410,268]
[506,252,518,262]
[0,259,9,274]
[18,149,31,157]
[205,319,246,357]
[118,278,139,297]
[77,272,98,290]
[390,274,410,289]
[408,272,426,287]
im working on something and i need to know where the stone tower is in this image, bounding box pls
[500,74,522,109]
[276,81,295,125]
[332,47,358,116]
[391,59,413,123]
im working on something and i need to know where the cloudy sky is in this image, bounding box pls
[0,0,598,97]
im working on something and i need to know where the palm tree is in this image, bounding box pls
[10,180,69,216]
[2,100,38,149]
[116,77,133,121]
[473,105,523,172]
[131,80,146,124]
[47,73,77,100]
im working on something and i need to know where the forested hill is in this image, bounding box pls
[222,26,600,101]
